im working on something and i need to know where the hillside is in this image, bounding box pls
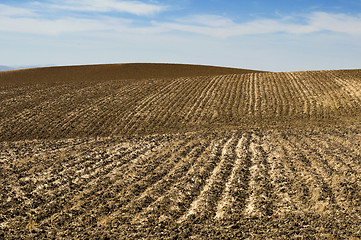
[0,65,360,141]
[1,63,361,239]
[0,63,261,85]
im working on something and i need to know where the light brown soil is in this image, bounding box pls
[0,63,361,239]
[1,127,361,239]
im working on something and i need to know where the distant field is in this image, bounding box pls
[0,64,360,141]
[0,63,260,85]
[1,63,361,239]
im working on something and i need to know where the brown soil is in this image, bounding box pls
[0,63,361,239]
[0,63,261,85]
[0,66,360,141]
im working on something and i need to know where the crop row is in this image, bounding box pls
[1,128,361,238]
[0,70,361,141]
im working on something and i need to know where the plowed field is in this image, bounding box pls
[1,64,361,239]
[1,66,360,141]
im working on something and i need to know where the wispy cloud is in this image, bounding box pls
[175,15,235,27]
[0,15,166,35]
[1,1,360,71]
[309,12,361,35]
[0,1,166,35]
[47,0,166,16]
[158,12,361,37]
[157,16,316,38]
[1,1,361,38]
[0,4,37,17]
[0,16,116,35]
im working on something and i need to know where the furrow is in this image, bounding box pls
[248,73,256,117]
[287,72,312,117]
[179,76,216,123]
[244,133,273,218]
[224,74,238,120]
[0,83,71,119]
[53,82,142,137]
[143,77,200,125]
[68,138,164,195]
[133,134,227,224]
[130,135,215,224]
[254,73,263,118]
[156,76,210,129]
[111,137,207,222]
[38,136,191,228]
[278,72,294,117]
[327,71,361,113]
[274,134,315,214]
[237,73,250,118]
[177,134,238,222]
[198,75,229,122]
[259,73,277,118]
[323,71,357,114]
[300,133,361,212]
[37,137,169,226]
[218,74,236,120]
[297,71,320,118]
[305,71,329,118]
[121,78,186,134]
[78,83,147,136]
[270,73,287,117]
[323,132,361,166]
[184,75,216,123]
[335,71,361,103]
[0,84,78,138]
[287,133,339,214]
[214,133,251,220]
[108,79,173,136]
[193,75,223,123]
[0,80,137,140]
[108,136,195,200]
[280,72,300,116]
[231,74,243,120]
[283,72,309,117]
[308,72,340,118]
[138,76,203,132]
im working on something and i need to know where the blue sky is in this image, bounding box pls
[1,0,361,71]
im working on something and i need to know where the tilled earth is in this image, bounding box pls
[1,126,361,239]
[1,68,361,142]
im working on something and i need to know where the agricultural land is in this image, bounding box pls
[1,63,361,239]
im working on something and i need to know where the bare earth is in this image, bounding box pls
[0,63,361,239]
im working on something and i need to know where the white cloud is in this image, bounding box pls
[0,4,37,17]
[157,12,361,38]
[175,15,235,27]
[0,16,113,35]
[0,1,166,35]
[309,12,361,34]
[0,15,165,36]
[48,0,166,16]
[1,1,361,39]
[156,16,316,38]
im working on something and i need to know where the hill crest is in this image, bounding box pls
[0,64,360,141]
[0,63,263,85]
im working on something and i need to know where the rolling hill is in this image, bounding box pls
[1,63,361,239]
[0,63,261,85]
[0,64,360,141]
